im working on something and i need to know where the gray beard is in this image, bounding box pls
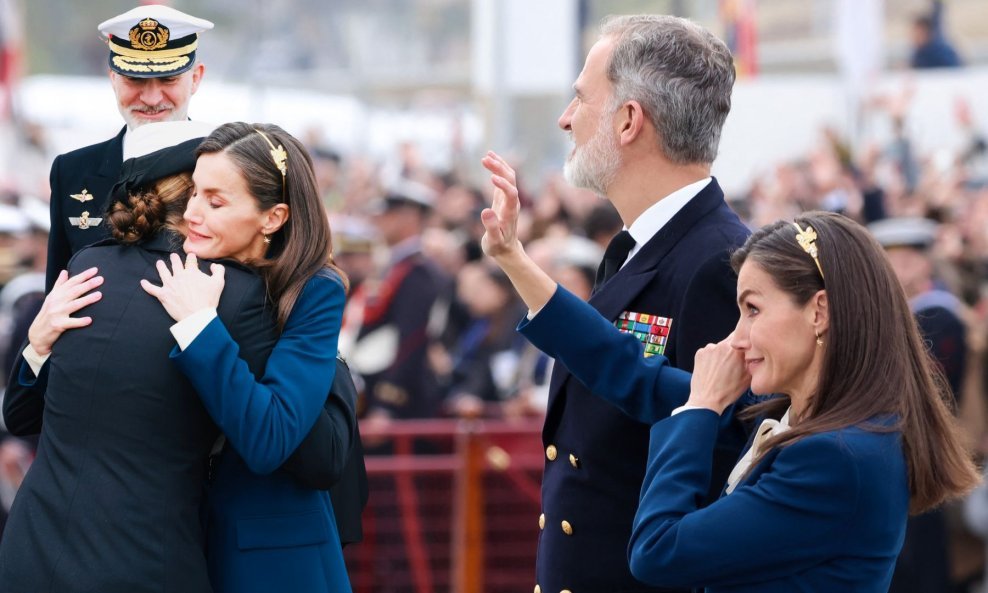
[562,133,620,197]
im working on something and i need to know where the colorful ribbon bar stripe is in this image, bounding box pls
[614,311,673,358]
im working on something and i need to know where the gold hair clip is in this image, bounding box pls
[793,222,824,280]
[254,129,287,200]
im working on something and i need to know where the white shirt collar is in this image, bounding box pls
[623,177,712,265]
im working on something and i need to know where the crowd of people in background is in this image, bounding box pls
[0,0,986,590]
[0,78,986,590]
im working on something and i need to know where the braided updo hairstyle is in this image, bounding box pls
[107,172,193,244]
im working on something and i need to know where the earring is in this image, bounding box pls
[263,234,271,244]
[815,331,824,346]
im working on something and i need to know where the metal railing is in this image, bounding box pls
[346,418,544,593]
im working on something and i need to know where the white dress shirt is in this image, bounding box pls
[526,177,712,319]
[623,177,712,266]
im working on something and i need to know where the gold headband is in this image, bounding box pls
[793,222,824,280]
[254,129,287,201]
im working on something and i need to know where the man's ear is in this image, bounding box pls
[189,63,205,94]
[617,100,646,147]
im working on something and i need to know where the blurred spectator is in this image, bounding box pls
[0,195,47,385]
[439,261,526,419]
[509,235,601,417]
[910,0,963,69]
[582,202,623,250]
[312,146,344,211]
[871,217,965,593]
[350,181,450,428]
[0,204,29,288]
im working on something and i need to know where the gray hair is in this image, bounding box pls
[601,15,735,165]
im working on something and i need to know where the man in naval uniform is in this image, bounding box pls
[496,15,750,593]
[45,4,212,291]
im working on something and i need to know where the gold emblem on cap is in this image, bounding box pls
[129,18,169,51]
[69,211,102,230]
[70,189,93,203]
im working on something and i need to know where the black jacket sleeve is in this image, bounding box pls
[3,343,49,436]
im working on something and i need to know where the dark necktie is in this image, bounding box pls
[593,230,635,293]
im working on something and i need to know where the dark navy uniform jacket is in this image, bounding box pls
[0,232,277,593]
[533,179,749,593]
[45,127,126,291]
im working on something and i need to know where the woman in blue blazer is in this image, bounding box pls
[479,153,979,593]
[7,123,354,593]
[140,123,353,593]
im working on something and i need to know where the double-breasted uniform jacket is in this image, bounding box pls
[521,287,909,593]
[0,232,278,593]
[533,180,749,593]
[45,127,126,291]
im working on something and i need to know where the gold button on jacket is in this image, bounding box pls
[539,513,545,530]
[568,454,580,468]
[534,585,541,593]
[561,520,573,535]
[545,445,558,461]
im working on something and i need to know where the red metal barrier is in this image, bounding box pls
[345,418,544,593]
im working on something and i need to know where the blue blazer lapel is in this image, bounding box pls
[544,179,728,416]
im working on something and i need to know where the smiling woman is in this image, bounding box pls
[731,256,827,417]
[477,153,980,593]
[183,150,287,263]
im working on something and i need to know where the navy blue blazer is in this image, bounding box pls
[46,127,125,291]
[531,179,749,592]
[521,286,909,593]
[170,272,351,593]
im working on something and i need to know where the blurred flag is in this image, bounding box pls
[833,0,884,94]
[0,0,23,121]
[720,0,758,78]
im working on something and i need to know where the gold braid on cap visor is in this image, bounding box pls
[254,129,288,201]
[792,222,824,280]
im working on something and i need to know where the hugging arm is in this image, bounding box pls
[167,270,346,474]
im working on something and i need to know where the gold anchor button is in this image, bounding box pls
[69,189,93,202]
[69,211,103,230]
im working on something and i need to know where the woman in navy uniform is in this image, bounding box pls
[0,122,276,593]
[2,122,356,593]
[479,154,979,592]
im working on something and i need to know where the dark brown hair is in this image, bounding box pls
[196,122,349,329]
[732,211,978,513]
[107,172,192,244]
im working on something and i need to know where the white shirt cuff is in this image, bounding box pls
[525,304,546,320]
[23,343,50,377]
[170,308,218,351]
[671,404,707,416]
